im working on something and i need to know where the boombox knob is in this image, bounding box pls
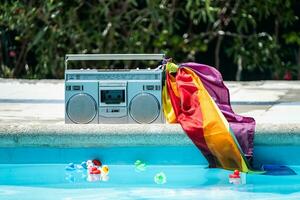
[66,93,97,124]
[129,93,160,124]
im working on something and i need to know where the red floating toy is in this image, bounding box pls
[90,169,101,174]
[229,169,241,184]
[92,159,102,166]
[89,166,97,173]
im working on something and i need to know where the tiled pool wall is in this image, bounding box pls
[0,146,206,164]
[0,123,299,168]
[0,145,299,169]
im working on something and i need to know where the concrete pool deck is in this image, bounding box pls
[0,79,300,147]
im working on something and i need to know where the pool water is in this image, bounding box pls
[0,146,300,200]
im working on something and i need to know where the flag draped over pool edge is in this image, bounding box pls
[163,62,252,172]
[182,62,255,161]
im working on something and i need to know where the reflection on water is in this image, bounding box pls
[1,187,300,200]
[0,164,300,199]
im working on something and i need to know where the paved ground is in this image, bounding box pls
[0,79,300,147]
[0,79,299,125]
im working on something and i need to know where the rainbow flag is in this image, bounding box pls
[163,62,252,172]
[183,62,255,161]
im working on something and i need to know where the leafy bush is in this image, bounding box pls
[0,0,299,80]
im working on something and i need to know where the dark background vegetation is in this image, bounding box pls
[0,0,299,80]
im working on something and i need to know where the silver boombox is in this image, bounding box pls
[65,54,165,124]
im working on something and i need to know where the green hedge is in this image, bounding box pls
[0,0,299,80]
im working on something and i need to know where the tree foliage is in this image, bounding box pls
[0,0,299,80]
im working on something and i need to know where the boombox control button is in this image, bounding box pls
[143,85,160,91]
[72,85,83,91]
[146,85,154,90]
[66,86,71,91]
[105,108,120,113]
[106,108,120,113]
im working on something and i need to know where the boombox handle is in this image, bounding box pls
[65,54,165,70]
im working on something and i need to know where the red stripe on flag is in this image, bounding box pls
[166,71,217,167]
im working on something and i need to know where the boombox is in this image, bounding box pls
[65,54,165,124]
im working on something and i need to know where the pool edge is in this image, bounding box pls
[0,123,299,147]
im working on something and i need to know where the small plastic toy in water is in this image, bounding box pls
[80,161,87,169]
[92,159,102,167]
[76,164,84,170]
[65,160,110,183]
[86,160,94,168]
[102,165,109,175]
[229,170,241,185]
[134,160,147,172]
[154,172,167,184]
[90,168,101,175]
[88,166,99,174]
[65,163,76,171]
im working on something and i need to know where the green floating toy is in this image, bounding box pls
[154,172,167,184]
[134,160,147,172]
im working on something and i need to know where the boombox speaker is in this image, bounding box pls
[65,54,165,124]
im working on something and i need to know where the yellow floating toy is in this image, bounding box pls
[102,165,109,175]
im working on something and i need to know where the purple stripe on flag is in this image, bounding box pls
[180,62,255,159]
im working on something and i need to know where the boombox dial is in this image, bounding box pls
[66,93,97,124]
[129,93,160,124]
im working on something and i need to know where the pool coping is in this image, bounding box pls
[1,79,300,148]
[0,123,299,147]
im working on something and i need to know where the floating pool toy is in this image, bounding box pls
[65,163,76,171]
[154,172,167,184]
[65,160,110,183]
[93,159,102,166]
[102,165,109,175]
[80,161,87,169]
[88,166,98,173]
[134,160,146,172]
[86,160,94,168]
[86,164,102,182]
[76,164,84,170]
[90,169,101,174]
[86,165,110,182]
[229,170,241,184]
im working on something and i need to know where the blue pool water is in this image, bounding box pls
[0,146,300,200]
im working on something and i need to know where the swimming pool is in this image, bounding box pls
[0,145,300,200]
